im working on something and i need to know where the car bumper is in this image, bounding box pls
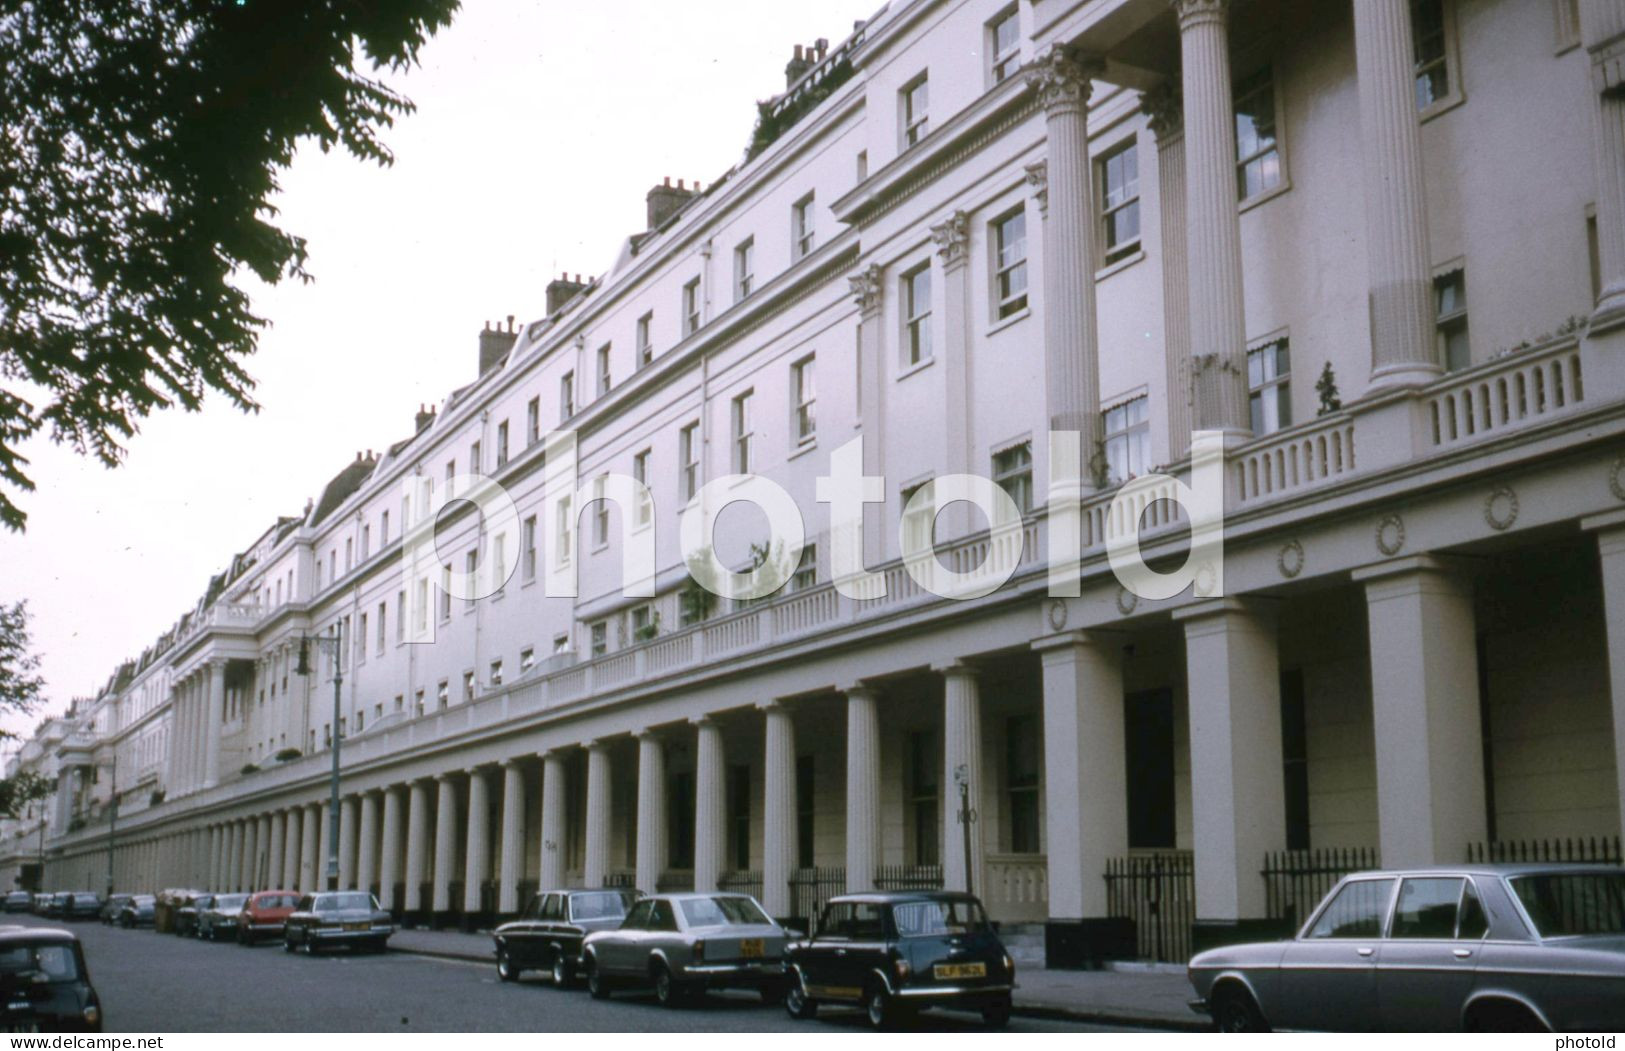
[678,961,785,987]
[895,982,1013,1005]
[1189,998,1210,1016]
[309,927,393,943]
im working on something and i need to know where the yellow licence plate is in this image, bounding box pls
[932,962,986,980]
[343,921,369,932]
[739,938,765,958]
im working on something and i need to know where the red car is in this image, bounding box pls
[237,891,300,945]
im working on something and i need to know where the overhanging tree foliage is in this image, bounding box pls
[0,0,459,531]
[0,599,52,819]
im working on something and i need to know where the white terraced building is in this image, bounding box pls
[8,0,1625,966]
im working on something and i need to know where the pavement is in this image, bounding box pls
[389,925,1207,1032]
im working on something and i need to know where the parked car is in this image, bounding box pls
[581,892,788,1006]
[282,892,393,954]
[97,896,130,926]
[494,888,637,985]
[1188,863,1625,1032]
[0,927,101,1032]
[172,894,210,937]
[237,891,299,945]
[783,892,1014,1029]
[3,892,31,914]
[33,894,62,919]
[197,894,247,941]
[114,896,155,929]
[59,893,101,922]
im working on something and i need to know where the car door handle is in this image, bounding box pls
[835,948,847,956]
[1357,947,1375,957]
[1453,949,1473,959]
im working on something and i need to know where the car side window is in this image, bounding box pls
[1457,882,1489,939]
[649,899,679,932]
[1307,878,1395,939]
[540,895,562,921]
[621,899,653,930]
[851,904,885,941]
[1391,877,1466,939]
[816,904,850,941]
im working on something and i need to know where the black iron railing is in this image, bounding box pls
[656,869,693,893]
[1104,852,1195,964]
[875,864,944,891]
[1467,836,1623,865]
[719,871,763,899]
[788,866,846,923]
[1262,846,1381,930]
[603,871,636,889]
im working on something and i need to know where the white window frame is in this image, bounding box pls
[555,496,573,568]
[793,193,816,260]
[734,237,755,302]
[1099,139,1142,265]
[900,479,936,557]
[732,390,754,473]
[682,277,702,335]
[1233,64,1285,204]
[636,312,654,369]
[1411,0,1464,118]
[1102,395,1151,485]
[592,474,610,549]
[632,449,653,528]
[792,355,816,445]
[1434,267,1469,371]
[902,74,930,148]
[992,208,1028,319]
[1247,337,1292,435]
[522,514,538,581]
[903,262,933,366]
[596,343,612,396]
[560,370,575,420]
[988,7,1020,85]
[991,440,1034,521]
[679,421,700,501]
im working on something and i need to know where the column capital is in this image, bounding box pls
[1025,44,1104,113]
[837,681,881,701]
[1582,508,1625,536]
[1171,595,1281,625]
[633,726,662,740]
[584,737,613,752]
[1139,82,1183,140]
[498,756,523,769]
[1172,0,1228,29]
[931,659,979,679]
[754,698,791,714]
[929,210,971,270]
[1351,553,1479,589]
[848,264,883,318]
[1031,629,1122,656]
[1023,160,1048,218]
[687,716,716,730]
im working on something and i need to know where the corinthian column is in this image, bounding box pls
[1143,85,1194,457]
[844,685,881,892]
[634,731,667,897]
[1354,0,1440,387]
[1028,47,1106,462]
[692,719,725,892]
[760,702,797,919]
[1583,2,1625,324]
[203,661,225,788]
[1176,0,1252,438]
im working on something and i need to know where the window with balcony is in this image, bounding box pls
[903,263,933,366]
[901,479,935,556]
[1435,269,1469,371]
[1100,141,1141,265]
[437,680,449,710]
[992,441,1033,519]
[1234,66,1282,201]
[590,621,608,657]
[792,356,816,444]
[463,670,475,703]
[1103,396,1150,484]
[489,659,503,687]
[902,74,929,147]
[791,542,817,592]
[993,209,1028,318]
[792,193,816,260]
[989,7,1020,84]
[520,647,535,672]
[1248,338,1292,434]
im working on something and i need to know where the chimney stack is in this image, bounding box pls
[478,316,518,376]
[646,176,696,231]
[785,42,812,88]
[414,403,436,434]
[545,272,590,316]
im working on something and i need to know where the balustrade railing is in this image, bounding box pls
[1426,339,1585,449]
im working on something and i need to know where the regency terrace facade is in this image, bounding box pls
[8,0,1625,966]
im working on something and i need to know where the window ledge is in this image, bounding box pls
[986,307,1031,338]
[897,356,936,382]
[1418,91,1465,125]
[1239,179,1292,217]
[788,438,819,462]
[1096,248,1145,282]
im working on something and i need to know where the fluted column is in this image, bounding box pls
[849,265,888,569]
[317,801,332,889]
[932,210,975,522]
[1028,46,1106,455]
[760,701,797,918]
[583,741,612,888]
[207,825,221,888]
[498,762,525,914]
[257,815,272,889]
[404,780,430,914]
[338,795,358,889]
[432,774,458,915]
[939,663,985,895]
[299,803,319,892]
[241,818,258,892]
[267,811,285,891]
[539,752,567,890]
[358,791,380,895]
[188,680,204,793]
[464,767,491,914]
[692,720,725,892]
[1584,2,1625,322]
[1143,85,1193,457]
[1176,0,1251,437]
[225,820,239,891]
[165,686,184,795]
[634,732,666,897]
[282,808,302,890]
[1354,0,1440,387]
[203,661,225,788]
[844,685,881,892]
[379,787,404,912]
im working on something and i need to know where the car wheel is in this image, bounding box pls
[652,962,681,1008]
[784,973,817,1021]
[550,952,572,988]
[982,995,1012,1028]
[283,937,296,953]
[865,985,895,1030]
[1211,986,1270,1034]
[585,958,610,1000]
[1466,1001,1547,1033]
[497,947,519,982]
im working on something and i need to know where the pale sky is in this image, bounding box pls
[0,1,868,739]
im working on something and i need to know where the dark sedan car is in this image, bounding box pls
[0,927,102,1032]
[1188,864,1625,1032]
[97,896,130,926]
[582,892,789,1006]
[282,892,393,954]
[113,896,155,929]
[172,894,211,937]
[783,892,1014,1029]
[494,888,637,985]
[197,893,246,941]
[59,894,101,922]
[3,893,31,914]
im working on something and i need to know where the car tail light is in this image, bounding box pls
[693,939,705,962]
[82,1005,100,1026]
[1002,953,1014,978]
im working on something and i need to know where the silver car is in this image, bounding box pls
[581,892,788,1007]
[1188,863,1625,1032]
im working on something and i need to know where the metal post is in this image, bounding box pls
[105,752,118,897]
[954,764,975,899]
[327,622,343,891]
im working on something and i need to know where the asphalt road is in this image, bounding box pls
[11,915,1134,1033]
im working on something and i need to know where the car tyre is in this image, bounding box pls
[550,952,572,989]
[1211,986,1270,1034]
[865,985,898,1031]
[784,973,817,1021]
[982,995,1013,1028]
[497,947,519,982]
[1466,1001,1547,1033]
[652,961,682,1008]
[585,957,610,1000]
[283,936,296,953]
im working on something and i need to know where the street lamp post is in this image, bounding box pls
[104,751,118,898]
[953,763,977,899]
[295,622,345,891]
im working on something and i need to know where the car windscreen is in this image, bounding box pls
[317,892,375,912]
[213,895,247,910]
[1509,872,1625,937]
[891,899,990,937]
[569,892,631,922]
[0,944,80,983]
[678,896,771,928]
